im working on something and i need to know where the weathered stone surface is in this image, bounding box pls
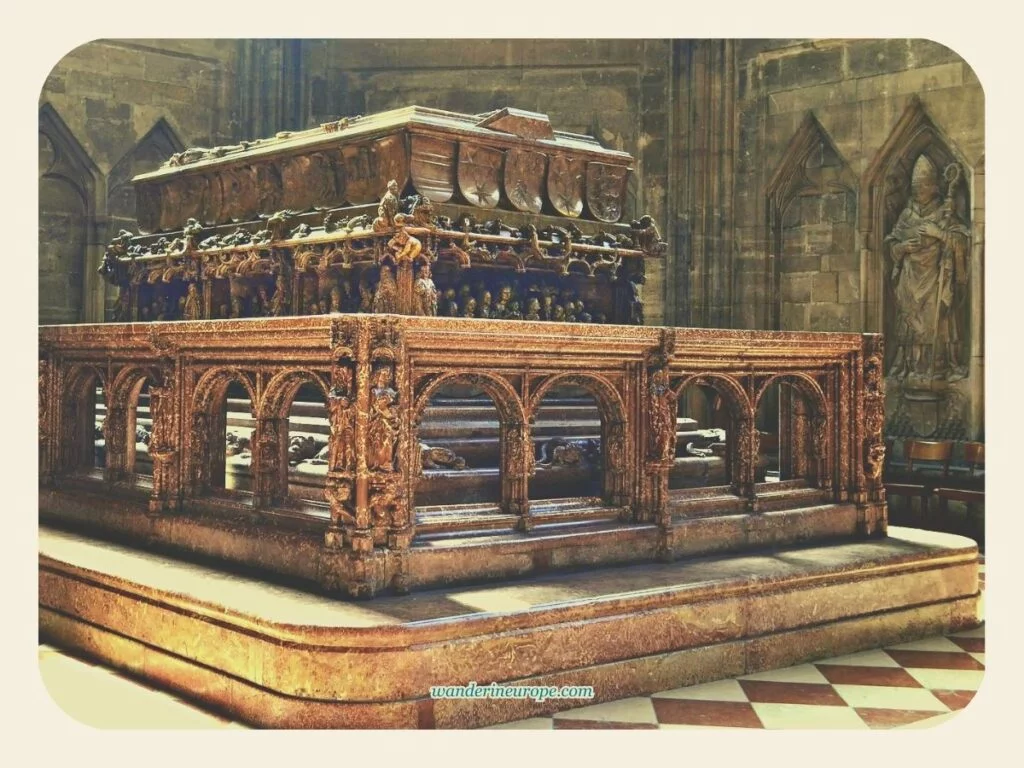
[845,39,911,79]
[836,270,860,304]
[809,303,854,332]
[780,273,813,303]
[811,272,838,304]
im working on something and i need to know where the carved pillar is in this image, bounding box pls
[39,359,54,485]
[859,337,887,536]
[147,377,181,514]
[603,419,629,507]
[324,363,357,550]
[252,417,287,507]
[188,411,212,496]
[778,385,793,480]
[396,259,414,316]
[503,420,533,530]
[811,414,831,492]
[733,412,757,507]
[791,395,810,480]
[103,404,130,484]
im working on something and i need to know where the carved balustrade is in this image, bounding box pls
[39,316,886,596]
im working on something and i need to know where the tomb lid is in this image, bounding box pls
[132,105,632,183]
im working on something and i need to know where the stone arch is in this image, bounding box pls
[753,372,831,488]
[414,371,525,427]
[107,365,162,480]
[411,371,527,513]
[671,372,752,420]
[259,368,331,421]
[39,103,103,324]
[671,372,752,495]
[753,372,827,419]
[766,112,858,331]
[192,367,258,416]
[60,364,107,472]
[527,372,627,428]
[527,372,629,505]
[187,368,258,497]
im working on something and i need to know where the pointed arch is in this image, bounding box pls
[414,371,525,427]
[766,111,857,331]
[259,368,331,421]
[39,103,103,324]
[108,118,185,222]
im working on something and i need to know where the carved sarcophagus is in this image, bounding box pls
[102,107,663,327]
[133,106,634,231]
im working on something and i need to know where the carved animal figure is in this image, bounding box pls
[287,435,323,465]
[420,443,468,471]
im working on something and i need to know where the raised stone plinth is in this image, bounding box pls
[39,525,979,729]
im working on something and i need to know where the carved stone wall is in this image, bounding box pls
[728,39,984,439]
[39,39,242,323]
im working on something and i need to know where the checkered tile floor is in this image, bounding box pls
[39,561,984,730]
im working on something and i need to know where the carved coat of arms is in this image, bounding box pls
[340,136,409,205]
[457,144,503,209]
[503,148,547,214]
[547,155,585,218]
[281,152,336,212]
[586,163,629,223]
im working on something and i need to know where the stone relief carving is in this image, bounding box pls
[885,156,970,384]
[367,363,399,472]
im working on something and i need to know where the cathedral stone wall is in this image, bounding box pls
[39,39,239,324]
[722,39,984,439]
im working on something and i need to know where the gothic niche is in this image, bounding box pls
[766,113,857,332]
[864,99,973,439]
[39,104,98,325]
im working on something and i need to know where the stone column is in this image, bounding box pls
[252,417,287,507]
[733,412,757,508]
[503,421,533,530]
[147,381,181,514]
[103,405,130,484]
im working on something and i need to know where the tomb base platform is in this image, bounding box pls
[39,524,980,729]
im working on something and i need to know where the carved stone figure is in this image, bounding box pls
[372,266,398,314]
[389,228,422,265]
[537,438,585,467]
[414,264,439,316]
[525,298,541,321]
[420,443,468,470]
[630,275,645,325]
[328,384,355,471]
[885,156,970,382]
[648,369,675,460]
[182,283,202,321]
[373,179,401,232]
[367,384,399,472]
[287,435,320,465]
[442,288,459,317]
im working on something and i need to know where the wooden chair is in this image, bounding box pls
[885,439,953,526]
[935,442,984,538]
[905,439,953,477]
